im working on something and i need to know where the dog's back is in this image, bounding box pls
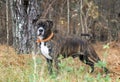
[52,34,100,62]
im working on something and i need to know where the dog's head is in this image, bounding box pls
[37,20,53,39]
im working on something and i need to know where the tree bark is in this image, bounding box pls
[11,0,39,54]
[6,0,9,46]
[10,0,16,47]
[67,0,70,34]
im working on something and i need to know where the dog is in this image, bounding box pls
[36,20,109,74]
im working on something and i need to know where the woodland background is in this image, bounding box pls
[0,0,120,54]
[0,0,120,82]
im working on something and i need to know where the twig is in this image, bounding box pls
[36,0,56,24]
[42,0,56,18]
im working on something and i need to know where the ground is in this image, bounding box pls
[0,42,120,82]
[94,42,120,81]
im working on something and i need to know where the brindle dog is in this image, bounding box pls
[36,20,109,74]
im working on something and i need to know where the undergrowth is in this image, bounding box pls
[0,44,119,82]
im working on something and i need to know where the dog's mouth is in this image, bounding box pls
[37,27,45,36]
[37,32,45,37]
[38,33,43,36]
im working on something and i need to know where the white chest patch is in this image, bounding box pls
[40,42,52,59]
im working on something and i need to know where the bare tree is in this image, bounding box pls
[10,0,16,47]
[67,0,70,34]
[6,0,9,46]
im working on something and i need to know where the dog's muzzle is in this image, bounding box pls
[37,27,45,36]
[39,29,43,35]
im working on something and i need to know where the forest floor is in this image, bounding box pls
[0,42,120,82]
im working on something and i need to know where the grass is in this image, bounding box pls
[0,44,120,82]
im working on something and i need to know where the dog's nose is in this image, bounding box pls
[39,29,43,32]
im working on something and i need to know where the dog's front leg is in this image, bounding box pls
[53,54,59,74]
[46,58,53,74]
[54,59,59,74]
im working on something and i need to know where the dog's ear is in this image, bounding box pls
[46,20,53,28]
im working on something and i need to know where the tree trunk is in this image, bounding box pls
[11,0,39,54]
[10,0,16,48]
[6,0,9,46]
[27,0,39,53]
[67,0,70,34]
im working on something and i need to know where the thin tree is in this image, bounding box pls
[9,0,16,48]
[6,0,9,47]
[67,0,70,34]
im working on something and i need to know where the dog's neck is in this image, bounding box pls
[43,31,52,40]
[37,32,54,43]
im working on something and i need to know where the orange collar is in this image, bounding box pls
[36,32,54,43]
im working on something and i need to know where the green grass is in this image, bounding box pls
[0,55,119,82]
[0,45,119,82]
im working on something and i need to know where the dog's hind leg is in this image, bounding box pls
[46,58,53,74]
[87,45,109,74]
[102,67,109,74]
[88,46,109,74]
[79,55,94,73]
[54,58,59,73]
